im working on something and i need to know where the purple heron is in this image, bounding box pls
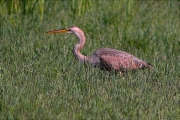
[47,26,152,74]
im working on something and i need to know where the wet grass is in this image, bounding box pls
[1,1,180,119]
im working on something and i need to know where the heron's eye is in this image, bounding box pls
[67,29,71,31]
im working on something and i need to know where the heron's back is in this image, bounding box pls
[89,48,152,71]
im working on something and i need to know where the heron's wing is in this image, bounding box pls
[92,48,152,71]
[99,55,150,71]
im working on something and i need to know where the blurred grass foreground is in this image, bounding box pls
[1,0,180,119]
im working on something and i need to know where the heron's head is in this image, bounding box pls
[47,26,85,40]
[46,26,81,34]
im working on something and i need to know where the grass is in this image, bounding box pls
[1,1,180,119]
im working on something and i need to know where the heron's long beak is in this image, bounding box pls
[46,29,68,34]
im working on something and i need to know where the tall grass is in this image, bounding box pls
[0,0,44,20]
[1,1,180,119]
[72,0,92,16]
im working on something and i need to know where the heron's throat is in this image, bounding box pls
[73,44,89,63]
[72,31,89,63]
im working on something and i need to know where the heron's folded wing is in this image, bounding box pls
[99,55,149,70]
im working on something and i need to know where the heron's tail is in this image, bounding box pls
[146,62,153,69]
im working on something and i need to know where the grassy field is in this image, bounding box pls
[1,1,180,119]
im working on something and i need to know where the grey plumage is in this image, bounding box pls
[89,48,152,72]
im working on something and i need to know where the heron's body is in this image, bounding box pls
[47,26,152,73]
[89,48,151,72]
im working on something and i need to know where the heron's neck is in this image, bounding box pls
[73,31,89,63]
